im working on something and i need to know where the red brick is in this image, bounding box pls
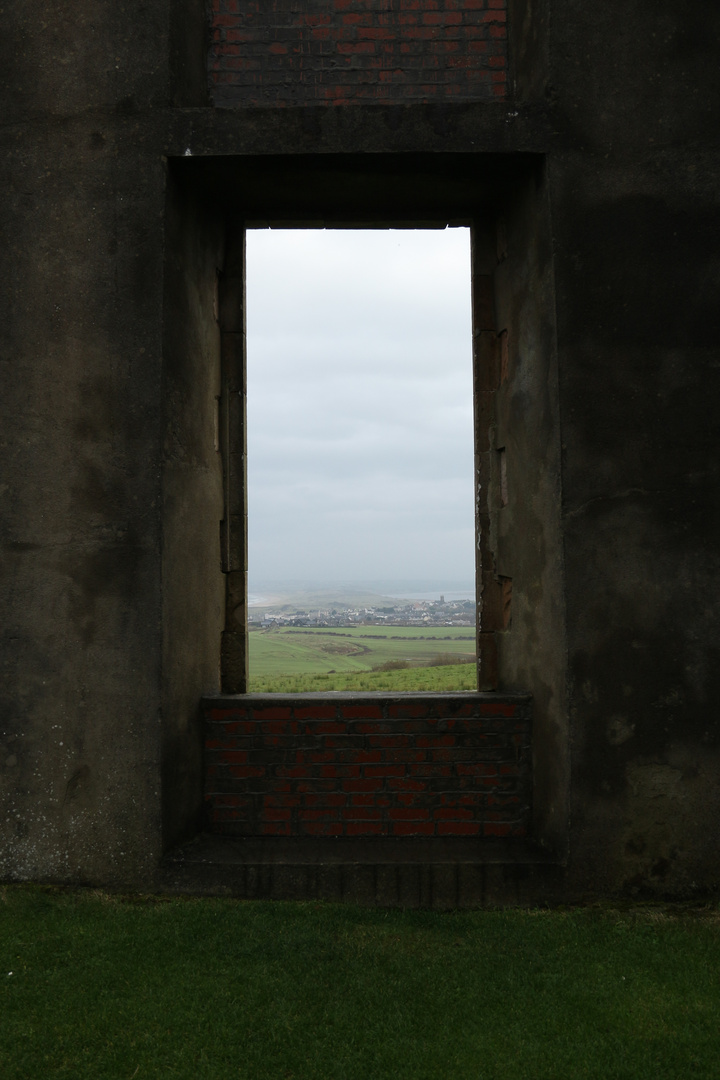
[264,794,301,808]
[387,702,430,719]
[321,764,361,778]
[340,704,383,719]
[206,689,526,839]
[304,750,336,764]
[262,822,291,836]
[342,806,382,819]
[409,764,452,777]
[302,821,344,836]
[347,821,384,835]
[480,702,517,717]
[252,706,292,721]
[341,749,382,764]
[417,735,455,748]
[302,792,346,808]
[337,42,376,55]
[299,808,338,821]
[351,794,376,806]
[295,705,337,721]
[422,11,462,24]
[394,778,427,792]
[368,735,410,748]
[357,27,394,39]
[226,720,257,736]
[295,779,337,793]
[386,749,426,764]
[313,721,347,734]
[343,778,383,793]
[260,720,292,735]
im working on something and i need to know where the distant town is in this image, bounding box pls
[249,596,476,629]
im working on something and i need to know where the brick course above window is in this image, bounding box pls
[209,0,508,107]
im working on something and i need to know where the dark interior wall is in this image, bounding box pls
[506,0,548,102]
[171,0,210,106]
[547,0,720,894]
[161,170,225,849]
[0,2,174,883]
[0,1,172,119]
[492,164,567,856]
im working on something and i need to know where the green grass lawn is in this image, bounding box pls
[2,887,719,1079]
[249,626,476,691]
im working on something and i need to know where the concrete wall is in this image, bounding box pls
[161,169,225,850]
[0,0,172,884]
[493,164,567,857]
[545,1,720,896]
[1,0,718,899]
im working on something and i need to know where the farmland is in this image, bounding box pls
[248,664,477,693]
[248,626,477,692]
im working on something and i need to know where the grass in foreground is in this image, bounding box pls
[2,888,720,1079]
[248,662,478,693]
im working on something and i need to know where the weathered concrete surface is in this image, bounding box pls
[161,169,225,850]
[545,0,720,896]
[0,0,178,883]
[493,163,567,858]
[1,0,718,899]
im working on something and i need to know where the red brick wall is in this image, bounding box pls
[209,0,508,107]
[204,694,531,838]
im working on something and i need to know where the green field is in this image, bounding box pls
[248,626,477,691]
[249,663,478,693]
[3,888,720,1080]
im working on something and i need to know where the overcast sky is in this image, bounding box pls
[246,228,474,589]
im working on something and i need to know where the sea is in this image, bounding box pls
[389,591,474,603]
[248,589,474,606]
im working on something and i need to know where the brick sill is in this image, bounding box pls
[160,832,560,906]
[204,691,533,839]
[204,691,532,703]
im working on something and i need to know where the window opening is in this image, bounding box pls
[245,228,477,693]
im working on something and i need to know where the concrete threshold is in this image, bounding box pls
[160,833,562,907]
